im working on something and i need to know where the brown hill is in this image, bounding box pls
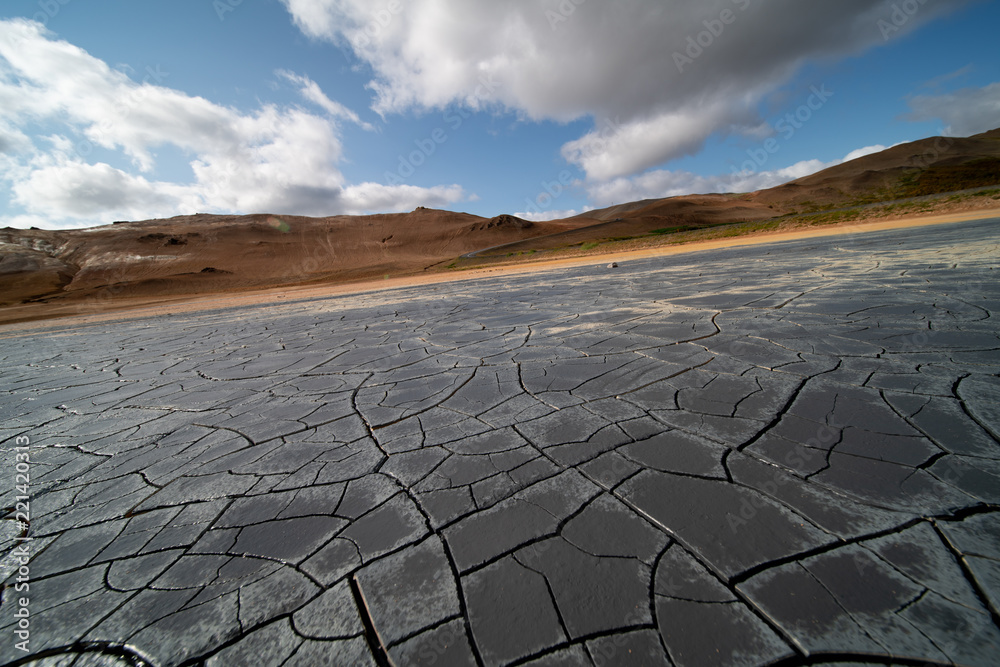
[476,194,779,257]
[1,127,998,321]
[471,127,1000,257]
[751,127,1000,210]
[0,209,580,309]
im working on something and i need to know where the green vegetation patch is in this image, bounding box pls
[650,226,694,235]
[897,158,1000,197]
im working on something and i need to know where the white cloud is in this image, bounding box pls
[561,99,766,182]
[282,0,346,42]
[906,82,1000,137]
[276,70,376,131]
[0,123,31,155]
[516,207,591,222]
[842,144,890,163]
[281,0,971,182]
[12,161,187,219]
[0,19,467,229]
[340,182,467,213]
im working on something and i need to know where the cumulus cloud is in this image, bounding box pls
[0,124,31,155]
[561,99,767,183]
[281,0,970,181]
[340,182,468,213]
[0,19,467,228]
[906,82,1000,137]
[12,162,187,219]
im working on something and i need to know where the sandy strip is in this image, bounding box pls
[3,207,998,334]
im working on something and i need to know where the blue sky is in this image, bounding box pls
[0,0,997,229]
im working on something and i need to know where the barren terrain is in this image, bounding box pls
[1,128,998,327]
[2,217,999,666]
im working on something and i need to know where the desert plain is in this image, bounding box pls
[2,0,1000,661]
[1,209,1000,666]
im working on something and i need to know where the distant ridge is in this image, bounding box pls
[1,127,998,320]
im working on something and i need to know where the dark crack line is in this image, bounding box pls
[349,576,395,667]
[646,542,677,664]
[736,376,810,453]
[382,613,464,651]
[612,355,716,400]
[366,370,478,432]
[931,515,1000,630]
[502,622,662,667]
[511,555,573,644]
[720,449,736,484]
[802,434,840,482]
[728,505,1000,592]
[438,532,487,667]
[955,375,1000,445]
[456,493,597,578]
[799,562,888,653]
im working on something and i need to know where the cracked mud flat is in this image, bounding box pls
[1,218,999,667]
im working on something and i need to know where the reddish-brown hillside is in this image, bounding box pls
[1,128,998,322]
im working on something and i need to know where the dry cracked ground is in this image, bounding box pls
[1,218,999,667]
